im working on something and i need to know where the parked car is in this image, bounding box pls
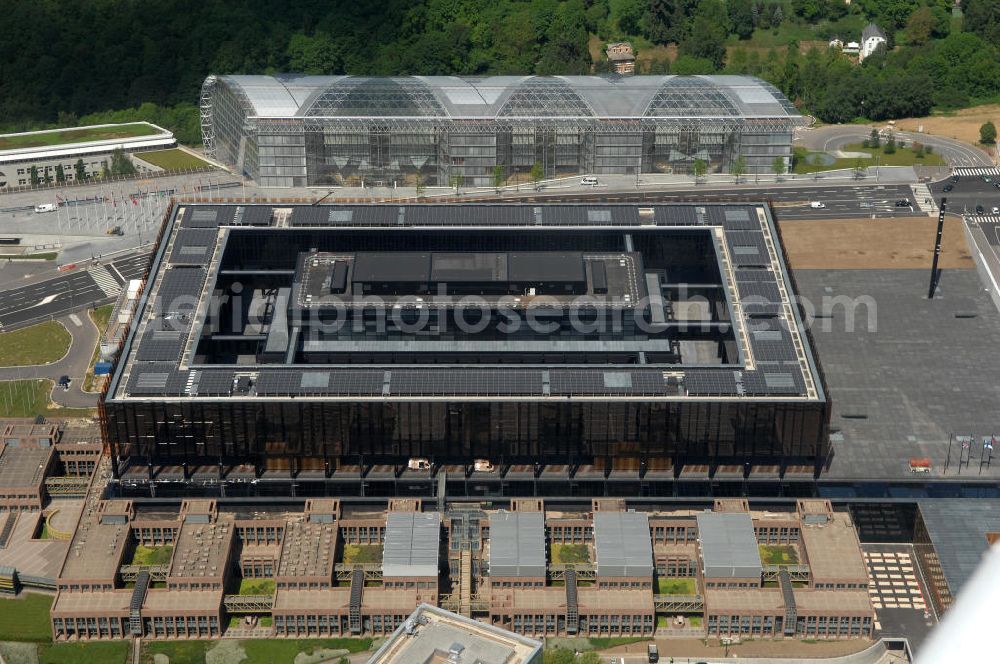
[647,643,660,662]
[976,205,985,214]
[993,207,999,215]
[34,203,56,214]
[943,184,953,192]
[809,201,825,209]
[950,175,960,183]
[895,199,911,207]
[981,175,992,183]
[57,375,71,390]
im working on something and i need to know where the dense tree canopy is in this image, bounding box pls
[0,0,997,140]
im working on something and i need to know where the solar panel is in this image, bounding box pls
[684,370,739,396]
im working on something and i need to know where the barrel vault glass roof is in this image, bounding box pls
[216,74,801,121]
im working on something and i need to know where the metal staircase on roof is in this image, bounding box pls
[130,570,151,636]
[779,569,796,636]
[565,567,579,634]
[349,568,364,634]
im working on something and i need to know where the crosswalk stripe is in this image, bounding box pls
[88,266,122,297]
[954,166,1000,176]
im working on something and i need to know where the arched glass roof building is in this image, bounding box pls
[201,74,804,188]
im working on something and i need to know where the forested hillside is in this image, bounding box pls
[1,0,998,144]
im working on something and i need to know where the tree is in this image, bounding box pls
[449,174,464,193]
[577,653,601,664]
[74,158,86,182]
[772,156,786,179]
[29,165,39,186]
[530,161,544,188]
[883,133,896,154]
[692,158,707,182]
[414,174,426,199]
[730,155,747,182]
[492,164,505,190]
[905,7,936,45]
[55,163,65,183]
[963,0,1000,47]
[869,129,880,149]
[853,157,866,179]
[679,1,728,70]
[729,0,755,40]
[109,148,136,177]
[980,121,997,145]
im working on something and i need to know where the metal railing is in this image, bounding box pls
[223,594,274,613]
[653,594,703,611]
[119,564,169,582]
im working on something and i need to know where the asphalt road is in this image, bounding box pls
[0,251,150,330]
[799,125,994,167]
[501,182,923,219]
[929,174,1000,215]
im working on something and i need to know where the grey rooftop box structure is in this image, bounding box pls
[696,511,763,579]
[593,512,654,578]
[489,512,546,579]
[382,512,441,578]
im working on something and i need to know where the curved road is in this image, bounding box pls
[798,125,993,168]
[0,313,100,409]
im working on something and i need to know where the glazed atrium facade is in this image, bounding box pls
[199,74,803,188]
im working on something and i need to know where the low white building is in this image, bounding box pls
[859,23,886,62]
[0,122,175,189]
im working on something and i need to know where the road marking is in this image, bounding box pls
[68,314,82,327]
[38,294,58,306]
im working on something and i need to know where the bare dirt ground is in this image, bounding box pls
[606,636,874,659]
[895,104,1000,151]
[777,216,973,270]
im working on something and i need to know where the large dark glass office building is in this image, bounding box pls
[102,201,828,494]
[200,74,804,187]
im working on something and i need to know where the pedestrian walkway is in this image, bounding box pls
[953,166,1000,176]
[909,183,936,215]
[88,265,122,297]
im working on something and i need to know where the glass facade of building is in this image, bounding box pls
[201,75,803,188]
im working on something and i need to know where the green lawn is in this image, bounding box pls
[90,304,114,332]
[82,305,115,392]
[0,123,159,150]
[238,578,276,595]
[242,638,372,664]
[342,544,383,565]
[0,253,58,260]
[0,320,71,366]
[0,593,54,642]
[656,577,697,595]
[129,544,173,566]
[759,544,800,565]
[0,379,96,418]
[134,148,212,171]
[551,543,590,564]
[793,142,946,174]
[689,616,702,627]
[142,640,209,664]
[38,641,129,664]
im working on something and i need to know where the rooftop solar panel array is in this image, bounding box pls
[113,201,818,403]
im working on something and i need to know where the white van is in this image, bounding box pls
[34,203,56,213]
[580,176,599,186]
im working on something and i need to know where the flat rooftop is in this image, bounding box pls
[0,444,51,488]
[383,512,440,578]
[52,590,132,615]
[800,513,868,582]
[368,604,542,664]
[593,512,654,577]
[793,589,873,613]
[142,589,224,612]
[107,203,822,403]
[916,499,1000,598]
[60,510,128,582]
[489,512,545,578]
[704,588,783,612]
[696,511,762,579]
[169,518,233,579]
[276,520,336,579]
